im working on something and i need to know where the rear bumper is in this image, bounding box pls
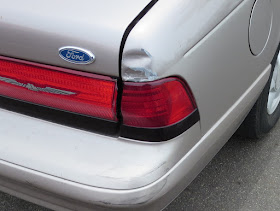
[0,102,201,211]
[0,158,168,211]
[0,65,270,211]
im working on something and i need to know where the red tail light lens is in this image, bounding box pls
[121,77,197,128]
[0,56,117,121]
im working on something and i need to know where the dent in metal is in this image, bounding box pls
[122,48,158,82]
[122,0,243,79]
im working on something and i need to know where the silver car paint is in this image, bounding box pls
[0,0,280,210]
[122,0,243,81]
[0,0,245,190]
[0,66,271,211]
[0,0,151,77]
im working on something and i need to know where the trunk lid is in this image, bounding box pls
[0,0,152,77]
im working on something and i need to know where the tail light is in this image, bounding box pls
[0,56,117,121]
[120,78,199,141]
[0,56,199,141]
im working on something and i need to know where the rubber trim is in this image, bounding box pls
[116,0,159,126]
[118,0,159,78]
[120,109,200,142]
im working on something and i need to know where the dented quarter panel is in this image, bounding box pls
[122,0,243,80]
[123,0,280,134]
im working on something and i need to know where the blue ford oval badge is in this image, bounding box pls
[59,46,95,65]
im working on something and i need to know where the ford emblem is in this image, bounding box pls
[58,46,95,65]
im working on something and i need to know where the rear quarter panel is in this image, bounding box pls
[123,0,280,135]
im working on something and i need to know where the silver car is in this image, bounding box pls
[0,0,280,210]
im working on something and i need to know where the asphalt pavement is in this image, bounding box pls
[1,120,280,211]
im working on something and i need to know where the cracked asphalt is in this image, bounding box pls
[1,120,280,211]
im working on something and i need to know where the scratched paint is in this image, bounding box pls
[122,48,158,81]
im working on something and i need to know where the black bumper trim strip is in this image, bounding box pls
[120,109,200,142]
[0,95,119,137]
